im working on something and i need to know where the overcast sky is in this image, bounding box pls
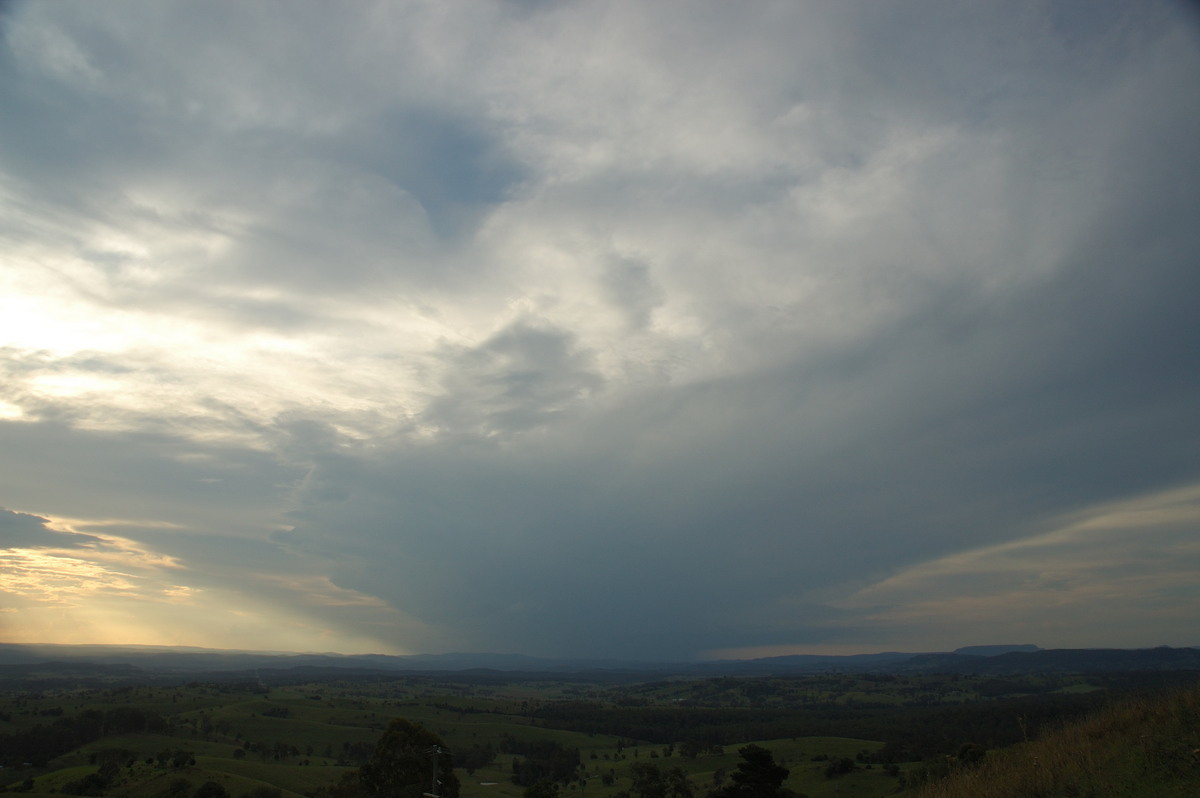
[2,0,1199,662]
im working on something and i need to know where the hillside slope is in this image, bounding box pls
[908,682,1200,797]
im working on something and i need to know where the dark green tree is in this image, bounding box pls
[629,763,693,798]
[168,750,196,769]
[524,781,560,798]
[663,767,694,798]
[194,782,230,798]
[162,778,193,798]
[716,745,789,798]
[821,758,854,779]
[457,743,497,775]
[956,742,987,766]
[630,762,666,798]
[359,719,459,798]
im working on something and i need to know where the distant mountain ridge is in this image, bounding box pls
[953,644,1042,656]
[1,642,1198,685]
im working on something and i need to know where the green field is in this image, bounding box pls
[2,670,1196,798]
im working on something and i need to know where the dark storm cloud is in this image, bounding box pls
[278,155,1200,658]
[332,106,529,240]
[422,320,605,437]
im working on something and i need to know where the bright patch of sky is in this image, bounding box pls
[1,0,1199,660]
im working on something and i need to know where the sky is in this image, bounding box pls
[2,0,1199,662]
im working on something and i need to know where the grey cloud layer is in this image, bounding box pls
[1,0,1198,658]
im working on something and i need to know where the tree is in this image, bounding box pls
[663,767,694,798]
[629,763,693,798]
[457,743,497,775]
[170,750,196,769]
[194,782,230,798]
[956,742,987,766]
[359,719,460,798]
[524,781,560,798]
[715,745,789,798]
[821,758,854,779]
[163,778,193,798]
[508,740,580,786]
[630,762,666,798]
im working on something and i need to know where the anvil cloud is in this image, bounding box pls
[1,0,1199,660]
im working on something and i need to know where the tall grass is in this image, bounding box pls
[909,682,1200,798]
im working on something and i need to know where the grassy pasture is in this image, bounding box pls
[202,758,348,795]
[14,671,1186,798]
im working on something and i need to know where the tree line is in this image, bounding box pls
[529,691,1117,761]
[0,707,167,766]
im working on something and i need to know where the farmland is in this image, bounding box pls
[1,667,1197,798]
